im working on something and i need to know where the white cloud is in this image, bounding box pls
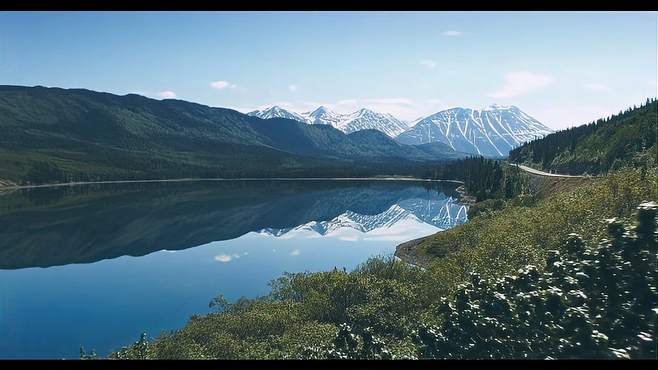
[156,90,176,99]
[214,254,232,262]
[441,30,463,36]
[132,90,177,100]
[364,98,415,106]
[420,59,437,69]
[488,71,554,99]
[290,248,301,256]
[359,97,423,119]
[426,98,442,105]
[288,84,298,92]
[585,83,612,93]
[210,80,237,90]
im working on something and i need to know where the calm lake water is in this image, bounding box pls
[0,180,468,359]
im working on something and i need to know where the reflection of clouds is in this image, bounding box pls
[290,249,301,256]
[214,254,232,262]
[278,233,298,240]
[215,252,243,262]
[327,228,362,242]
[272,248,277,253]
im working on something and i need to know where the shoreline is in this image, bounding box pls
[0,176,465,191]
[395,185,475,267]
[394,235,434,269]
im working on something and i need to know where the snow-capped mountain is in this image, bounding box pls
[258,194,468,238]
[396,105,553,157]
[247,105,410,137]
[304,107,410,137]
[304,106,342,126]
[247,106,311,123]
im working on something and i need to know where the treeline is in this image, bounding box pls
[16,158,456,186]
[423,156,529,202]
[509,98,657,175]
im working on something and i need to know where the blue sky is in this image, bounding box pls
[0,11,656,129]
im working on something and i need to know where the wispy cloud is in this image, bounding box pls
[441,30,463,36]
[585,83,612,93]
[133,90,177,100]
[488,71,554,99]
[288,84,298,92]
[420,59,437,69]
[156,90,176,99]
[210,80,237,90]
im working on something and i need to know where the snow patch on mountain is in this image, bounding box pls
[247,106,311,123]
[248,105,410,137]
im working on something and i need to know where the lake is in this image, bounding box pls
[0,180,468,359]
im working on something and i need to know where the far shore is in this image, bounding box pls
[0,176,465,190]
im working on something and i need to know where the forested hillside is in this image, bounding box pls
[509,99,657,175]
[426,156,529,202]
[0,85,462,185]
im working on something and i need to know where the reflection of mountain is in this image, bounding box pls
[259,195,467,237]
[0,181,467,269]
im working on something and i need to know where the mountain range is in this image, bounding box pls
[0,85,463,185]
[247,104,553,158]
[248,106,410,137]
[397,105,554,158]
[0,85,557,185]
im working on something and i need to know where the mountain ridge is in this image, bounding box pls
[0,85,465,185]
[249,105,410,137]
[396,105,553,157]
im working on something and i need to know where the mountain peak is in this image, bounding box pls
[250,104,409,137]
[309,106,333,116]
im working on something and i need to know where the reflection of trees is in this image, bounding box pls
[0,181,464,269]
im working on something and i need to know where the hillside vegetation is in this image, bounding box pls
[509,99,657,175]
[103,197,657,360]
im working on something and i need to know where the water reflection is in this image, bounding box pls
[0,180,467,358]
[0,180,466,269]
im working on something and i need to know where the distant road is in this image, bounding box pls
[511,163,586,178]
